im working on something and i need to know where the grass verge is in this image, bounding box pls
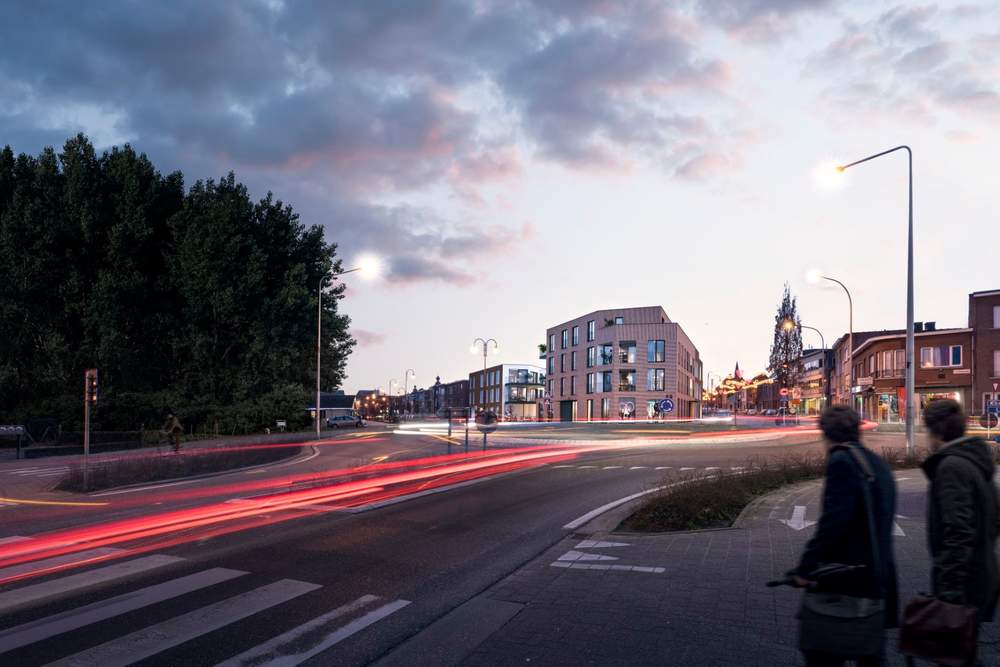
[56,444,303,493]
[620,448,928,533]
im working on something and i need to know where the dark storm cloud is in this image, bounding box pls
[0,0,767,285]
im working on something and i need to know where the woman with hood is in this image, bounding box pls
[921,398,1000,664]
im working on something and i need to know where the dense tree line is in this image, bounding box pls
[0,134,354,432]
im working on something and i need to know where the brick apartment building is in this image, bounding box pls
[544,306,702,421]
[468,364,545,420]
[970,290,1000,415]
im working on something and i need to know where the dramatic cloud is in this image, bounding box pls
[694,0,836,41]
[0,0,783,286]
[805,3,1000,125]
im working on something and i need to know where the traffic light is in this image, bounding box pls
[85,368,99,404]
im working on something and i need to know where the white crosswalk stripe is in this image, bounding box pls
[0,549,410,666]
[46,579,321,666]
[0,547,124,582]
[0,554,184,614]
[0,568,246,653]
[217,595,410,667]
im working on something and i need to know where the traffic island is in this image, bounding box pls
[55,444,304,493]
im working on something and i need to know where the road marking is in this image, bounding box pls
[576,465,597,469]
[705,467,720,471]
[0,497,108,507]
[47,579,321,667]
[217,596,410,666]
[893,522,906,537]
[679,467,696,471]
[629,466,648,470]
[654,466,672,470]
[0,554,185,614]
[557,550,618,562]
[0,547,124,582]
[563,485,670,530]
[551,562,665,574]
[575,540,629,549]
[601,466,622,470]
[551,464,573,469]
[0,568,245,653]
[780,505,816,531]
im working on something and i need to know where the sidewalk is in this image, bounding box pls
[390,473,1000,666]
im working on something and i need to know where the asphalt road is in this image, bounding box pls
[0,424,914,665]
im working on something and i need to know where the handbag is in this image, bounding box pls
[898,592,977,665]
[798,445,885,656]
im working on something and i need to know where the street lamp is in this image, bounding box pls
[807,271,854,416]
[472,338,499,412]
[403,369,415,416]
[835,146,914,455]
[316,254,382,438]
[783,319,826,351]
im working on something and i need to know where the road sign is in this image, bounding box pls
[475,411,498,434]
[988,400,1000,415]
[779,388,790,397]
[658,398,674,414]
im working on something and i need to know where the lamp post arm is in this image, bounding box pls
[839,145,911,171]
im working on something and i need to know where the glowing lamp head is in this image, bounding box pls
[813,160,846,192]
[782,320,796,332]
[354,254,383,279]
[805,269,823,285]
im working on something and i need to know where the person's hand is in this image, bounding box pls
[791,576,815,589]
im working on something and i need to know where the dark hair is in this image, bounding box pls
[819,405,860,444]
[923,398,966,442]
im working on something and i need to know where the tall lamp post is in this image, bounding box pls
[316,256,381,439]
[784,320,827,413]
[807,272,854,416]
[471,338,499,412]
[403,368,415,416]
[836,146,914,455]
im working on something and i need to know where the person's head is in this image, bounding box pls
[819,405,861,446]
[923,398,966,450]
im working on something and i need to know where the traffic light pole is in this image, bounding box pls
[83,371,91,491]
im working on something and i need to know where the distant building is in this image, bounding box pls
[441,379,470,411]
[306,391,356,422]
[544,306,702,421]
[469,364,545,420]
[797,349,831,415]
[969,290,1000,416]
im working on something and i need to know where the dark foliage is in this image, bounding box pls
[0,134,354,430]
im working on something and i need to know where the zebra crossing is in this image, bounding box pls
[0,536,410,666]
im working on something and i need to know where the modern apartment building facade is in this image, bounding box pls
[544,306,702,421]
[469,364,545,420]
[969,290,1000,415]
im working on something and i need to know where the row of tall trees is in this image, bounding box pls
[0,134,354,431]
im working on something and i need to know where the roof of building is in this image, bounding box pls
[852,327,972,356]
[970,289,1000,298]
[546,305,671,330]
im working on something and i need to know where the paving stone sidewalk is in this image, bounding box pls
[463,474,1000,666]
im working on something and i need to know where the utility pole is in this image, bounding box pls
[84,368,98,490]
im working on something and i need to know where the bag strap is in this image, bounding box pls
[842,443,885,598]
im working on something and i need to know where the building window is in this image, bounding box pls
[560,354,566,372]
[994,350,1000,377]
[549,334,555,351]
[647,369,665,391]
[571,351,577,371]
[614,316,624,325]
[619,369,636,392]
[586,373,595,394]
[548,357,555,374]
[601,398,610,419]
[571,376,576,395]
[548,379,553,394]
[598,344,614,365]
[647,340,665,363]
[587,399,593,421]
[587,320,595,341]
[920,345,962,368]
[586,346,595,368]
[601,371,613,392]
[619,341,636,364]
[560,377,565,396]
[572,326,579,346]
[994,306,1000,329]
[561,330,568,349]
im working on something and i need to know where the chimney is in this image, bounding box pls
[925,321,936,331]
[915,322,924,333]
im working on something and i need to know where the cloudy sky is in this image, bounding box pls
[3,1,998,393]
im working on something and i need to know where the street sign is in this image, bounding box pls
[988,400,1000,415]
[779,388,790,397]
[658,398,674,414]
[475,411,498,434]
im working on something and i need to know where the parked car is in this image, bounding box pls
[746,409,758,416]
[762,409,777,416]
[326,414,365,429]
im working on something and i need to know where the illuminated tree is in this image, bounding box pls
[768,284,803,390]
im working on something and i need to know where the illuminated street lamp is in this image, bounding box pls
[782,319,826,351]
[834,146,915,455]
[806,271,854,415]
[403,368,415,415]
[316,254,381,438]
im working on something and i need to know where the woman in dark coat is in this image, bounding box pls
[791,405,899,667]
